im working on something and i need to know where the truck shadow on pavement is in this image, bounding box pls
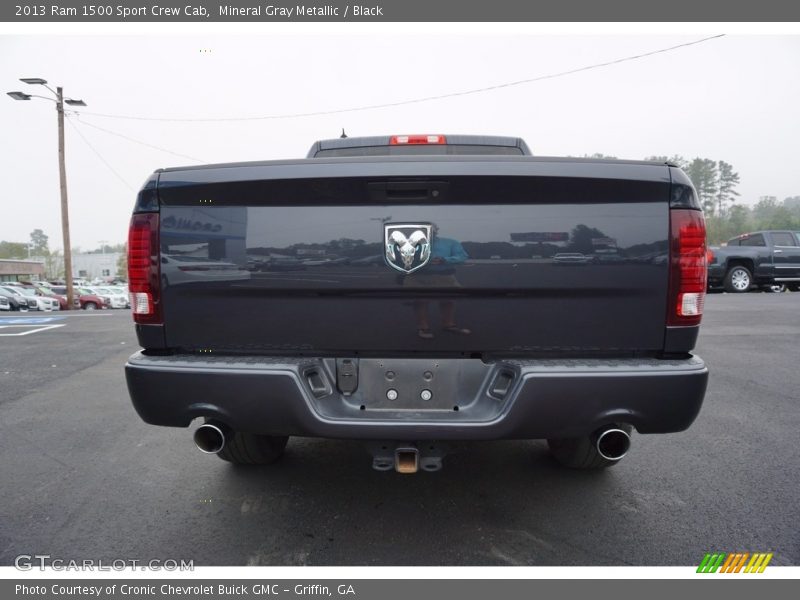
[197,438,633,566]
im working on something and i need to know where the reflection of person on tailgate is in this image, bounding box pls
[403,224,471,339]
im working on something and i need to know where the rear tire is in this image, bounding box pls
[84,302,97,310]
[765,283,787,293]
[217,432,289,465]
[723,265,752,293]
[547,424,632,470]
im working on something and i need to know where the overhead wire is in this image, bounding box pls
[72,115,207,163]
[69,34,726,123]
[65,115,136,191]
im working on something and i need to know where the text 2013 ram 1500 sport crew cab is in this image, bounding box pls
[125,134,709,473]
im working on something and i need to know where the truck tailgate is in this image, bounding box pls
[155,157,671,356]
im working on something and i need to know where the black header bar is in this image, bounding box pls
[4,0,800,22]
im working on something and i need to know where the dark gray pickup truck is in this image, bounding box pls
[125,134,709,473]
[707,230,800,293]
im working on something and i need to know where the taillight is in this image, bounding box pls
[390,134,446,145]
[667,209,707,326]
[127,213,162,325]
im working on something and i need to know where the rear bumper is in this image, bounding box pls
[125,352,708,440]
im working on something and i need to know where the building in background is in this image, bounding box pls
[71,252,122,281]
[0,259,45,282]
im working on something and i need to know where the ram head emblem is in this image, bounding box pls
[384,224,433,273]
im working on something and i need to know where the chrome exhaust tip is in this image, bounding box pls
[595,427,631,461]
[193,423,227,454]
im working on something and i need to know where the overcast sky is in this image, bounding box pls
[1,33,798,251]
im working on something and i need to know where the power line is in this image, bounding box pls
[71,35,725,123]
[65,116,136,191]
[72,115,207,163]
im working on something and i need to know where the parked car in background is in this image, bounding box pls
[41,288,69,310]
[21,283,69,310]
[85,286,129,309]
[0,287,30,311]
[50,286,108,310]
[0,286,38,310]
[107,286,130,307]
[48,286,73,307]
[255,256,306,272]
[707,230,800,293]
[15,287,59,311]
[0,296,9,311]
[553,252,596,265]
[77,287,112,309]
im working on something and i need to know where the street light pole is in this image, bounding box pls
[7,78,85,309]
[56,86,75,309]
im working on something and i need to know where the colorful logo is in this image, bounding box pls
[697,552,773,573]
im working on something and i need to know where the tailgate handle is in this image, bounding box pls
[368,181,449,202]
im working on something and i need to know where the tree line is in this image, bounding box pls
[586,154,799,245]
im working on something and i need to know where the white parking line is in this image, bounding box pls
[0,324,66,336]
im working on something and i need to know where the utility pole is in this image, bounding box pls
[7,78,85,309]
[56,87,75,309]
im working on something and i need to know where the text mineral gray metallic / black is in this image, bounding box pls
[218,5,383,17]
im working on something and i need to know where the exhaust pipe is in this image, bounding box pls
[193,422,229,454]
[595,427,631,461]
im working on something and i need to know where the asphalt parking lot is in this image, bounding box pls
[1,295,798,567]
